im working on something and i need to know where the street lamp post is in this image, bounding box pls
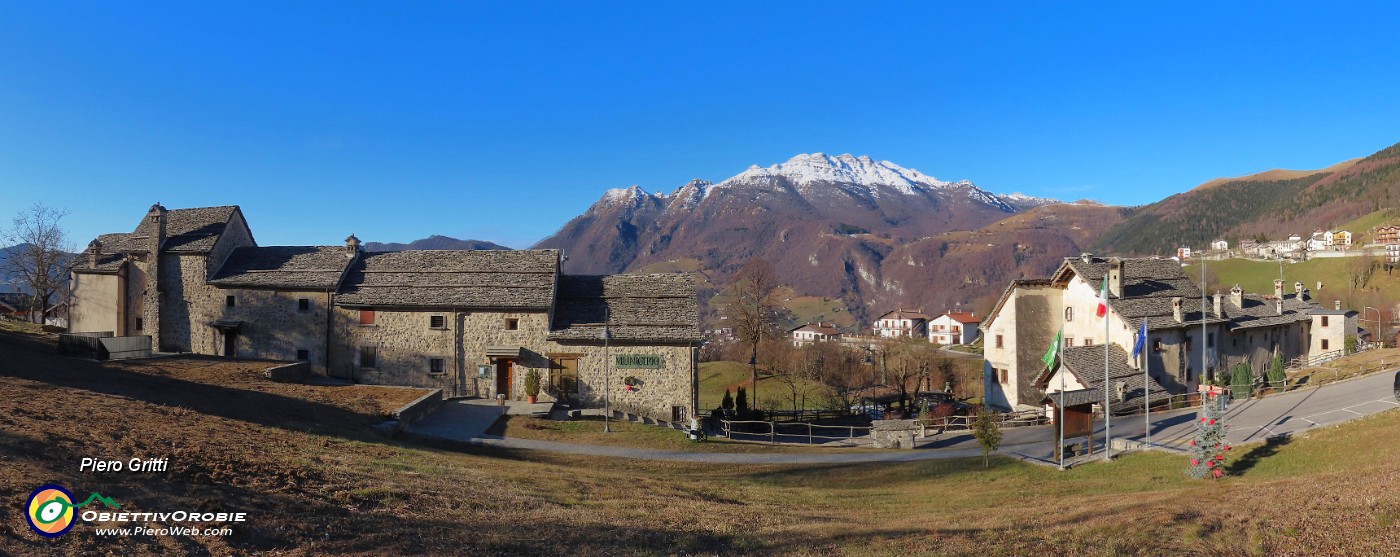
[1365,306,1382,348]
[603,306,611,433]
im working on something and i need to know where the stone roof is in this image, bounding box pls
[335,249,559,309]
[1057,256,1201,299]
[209,246,352,290]
[1043,387,1102,408]
[981,278,1054,331]
[76,206,242,274]
[548,274,701,344]
[1221,293,1316,331]
[133,206,240,253]
[1049,344,1170,414]
[1054,255,1322,332]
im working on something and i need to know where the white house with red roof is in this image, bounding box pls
[928,311,980,345]
[788,321,841,346]
[872,309,928,339]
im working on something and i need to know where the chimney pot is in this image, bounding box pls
[1172,297,1184,323]
[1108,258,1124,298]
[1213,291,1223,317]
[1229,285,1244,309]
[1276,298,1283,316]
[345,234,361,258]
[1335,300,1342,311]
[86,240,102,268]
[1274,279,1284,300]
[1081,253,1093,264]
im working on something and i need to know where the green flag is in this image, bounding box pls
[1041,328,1063,370]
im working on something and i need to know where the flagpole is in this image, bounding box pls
[1143,318,1150,447]
[1104,276,1112,462]
[1058,344,1065,470]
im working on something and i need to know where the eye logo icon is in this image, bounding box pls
[26,485,77,538]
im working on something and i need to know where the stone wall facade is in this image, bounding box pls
[214,288,334,371]
[331,306,698,421]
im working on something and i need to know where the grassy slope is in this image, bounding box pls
[1337,208,1398,244]
[1185,257,1400,301]
[7,329,1400,555]
[697,360,830,412]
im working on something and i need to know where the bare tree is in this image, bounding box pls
[886,335,938,412]
[2,204,73,322]
[724,258,782,405]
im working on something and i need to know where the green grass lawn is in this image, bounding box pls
[1187,256,1400,301]
[1338,208,1398,245]
[698,360,834,412]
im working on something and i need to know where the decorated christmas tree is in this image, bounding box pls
[1186,391,1232,479]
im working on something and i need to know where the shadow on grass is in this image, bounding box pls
[1226,434,1291,476]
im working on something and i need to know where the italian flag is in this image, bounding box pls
[1096,277,1109,318]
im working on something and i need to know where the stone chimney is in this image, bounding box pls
[1317,281,1324,291]
[146,203,167,254]
[1276,298,1283,316]
[1107,258,1124,298]
[1294,281,1304,298]
[1172,297,1184,323]
[86,239,102,268]
[1335,300,1342,311]
[1229,285,1244,308]
[345,234,361,259]
[1274,278,1284,300]
[1213,291,1223,317]
[1080,253,1093,264]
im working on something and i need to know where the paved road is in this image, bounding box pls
[409,369,1400,465]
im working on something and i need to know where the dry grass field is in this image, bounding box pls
[3,328,1399,555]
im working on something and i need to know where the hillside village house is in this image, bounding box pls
[928,311,980,345]
[1210,239,1229,251]
[69,204,703,422]
[980,254,1356,412]
[1176,246,1192,260]
[1330,230,1352,247]
[788,321,840,346]
[872,309,929,338]
[1377,225,1400,245]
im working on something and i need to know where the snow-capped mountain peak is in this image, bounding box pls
[726,153,955,195]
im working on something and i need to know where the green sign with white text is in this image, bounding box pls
[614,354,663,368]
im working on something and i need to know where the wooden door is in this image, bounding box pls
[223,332,236,358]
[495,359,514,398]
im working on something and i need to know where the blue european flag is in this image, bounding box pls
[1131,319,1148,359]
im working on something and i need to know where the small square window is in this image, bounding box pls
[505,318,519,331]
[1321,316,1329,327]
[1084,338,1093,346]
[1064,337,1073,348]
[135,317,144,331]
[226,295,236,308]
[429,358,445,374]
[1322,339,1330,350]
[296,349,309,361]
[430,315,446,329]
[298,298,310,311]
[360,346,377,369]
[995,334,1004,349]
[1065,307,1074,322]
[359,310,376,325]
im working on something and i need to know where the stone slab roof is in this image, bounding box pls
[1051,344,1170,414]
[133,206,240,253]
[548,274,701,344]
[1222,294,1316,331]
[1043,387,1102,408]
[209,246,352,290]
[335,249,559,309]
[1058,256,1201,299]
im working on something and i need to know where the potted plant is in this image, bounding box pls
[523,368,541,404]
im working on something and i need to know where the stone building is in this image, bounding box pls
[981,254,1356,412]
[70,204,702,421]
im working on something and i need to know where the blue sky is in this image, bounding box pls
[3,2,1399,249]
